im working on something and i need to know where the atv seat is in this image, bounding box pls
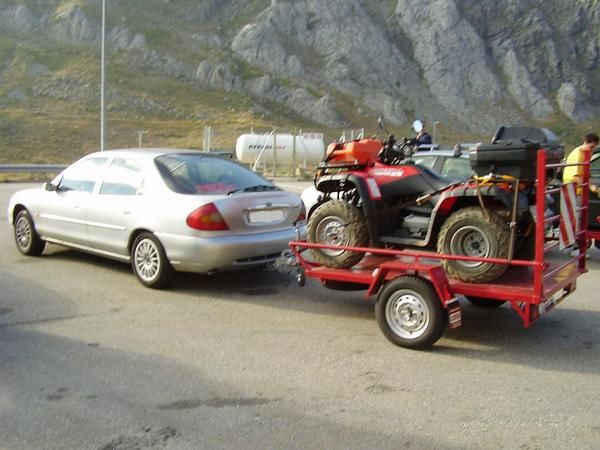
[417,165,455,193]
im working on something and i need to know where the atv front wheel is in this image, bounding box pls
[438,207,510,283]
[307,200,369,268]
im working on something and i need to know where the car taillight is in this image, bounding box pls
[295,204,306,223]
[186,203,229,231]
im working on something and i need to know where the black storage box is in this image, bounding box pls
[469,127,564,180]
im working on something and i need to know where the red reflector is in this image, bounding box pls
[186,203,229,231]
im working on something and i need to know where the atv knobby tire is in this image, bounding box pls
[437,207,510,283]
[307,200,369,268]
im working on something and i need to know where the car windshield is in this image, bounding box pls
[155,153,276,195]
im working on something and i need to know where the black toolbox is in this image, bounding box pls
[469,127,564,180]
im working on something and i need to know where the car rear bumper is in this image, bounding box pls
[155,225,306,273]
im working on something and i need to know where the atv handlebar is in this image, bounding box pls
[379,135,418,165]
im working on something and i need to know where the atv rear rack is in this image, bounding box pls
[289,149,592,348]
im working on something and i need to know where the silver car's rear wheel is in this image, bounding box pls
[14,209,46,256]
[131,233,174,289]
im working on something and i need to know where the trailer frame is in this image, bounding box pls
[288,149,592,348]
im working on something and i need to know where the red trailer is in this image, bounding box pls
[287,149,592,349]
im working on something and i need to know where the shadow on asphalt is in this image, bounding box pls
[0,268,452,450]
[19,245,600,376]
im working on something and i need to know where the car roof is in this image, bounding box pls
[414,149,469,158]
[84,148,223,160]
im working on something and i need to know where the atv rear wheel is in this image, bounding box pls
[438,207,510,283]
[307,200,369,268]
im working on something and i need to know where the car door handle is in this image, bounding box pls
[122,211,132,215]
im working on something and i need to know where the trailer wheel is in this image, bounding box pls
[375,276,447,349]
[307,200,369,268]
[438,207,509,283]
[467,297,506,308]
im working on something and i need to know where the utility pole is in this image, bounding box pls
[433,121,440,145]
[292,129,297,177]
[203,125,212,152]
[100,0,107,151]
[272,129,277,179]
[137,130,147,148]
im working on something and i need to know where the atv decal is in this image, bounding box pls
[366,178,382,200]
[371,168,405,178]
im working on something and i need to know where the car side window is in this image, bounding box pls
[60,157,109,193]
[441,157,473,179]
[100,158,144,196]
[412,156,437,170]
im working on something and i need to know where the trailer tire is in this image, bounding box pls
[307,200,369,268]
[438,207,509,283]
[375,276,447,349]
[467,297,506,308]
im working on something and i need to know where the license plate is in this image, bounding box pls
[248,209,284,223]
[539,292,561,316]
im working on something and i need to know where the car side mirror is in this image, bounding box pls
[44,182,58,192]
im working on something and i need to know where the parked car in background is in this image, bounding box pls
[302,145,474,218]
[8,149,306,288]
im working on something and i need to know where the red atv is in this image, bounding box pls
[307,121,564,283]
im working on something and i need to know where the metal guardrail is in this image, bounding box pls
[0,164,66,173]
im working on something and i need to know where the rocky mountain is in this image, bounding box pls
[1,0,599,159]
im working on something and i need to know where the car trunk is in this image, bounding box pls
[212,191,302,235]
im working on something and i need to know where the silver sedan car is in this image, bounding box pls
[8,149,306,288]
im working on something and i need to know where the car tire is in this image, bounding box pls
[131,232,175,289]
[307,200,369,268]
[375,276,447,349]
[14,209,46,256]
[438,207,510,283]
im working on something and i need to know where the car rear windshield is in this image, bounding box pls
[155,153,274,195]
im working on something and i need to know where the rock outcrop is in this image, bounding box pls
[1,0,599,132]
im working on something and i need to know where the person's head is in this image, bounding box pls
[582,133,599,150]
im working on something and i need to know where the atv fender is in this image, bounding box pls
[431,186,528,227]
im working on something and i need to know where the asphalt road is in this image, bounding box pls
[1,182,600,449]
